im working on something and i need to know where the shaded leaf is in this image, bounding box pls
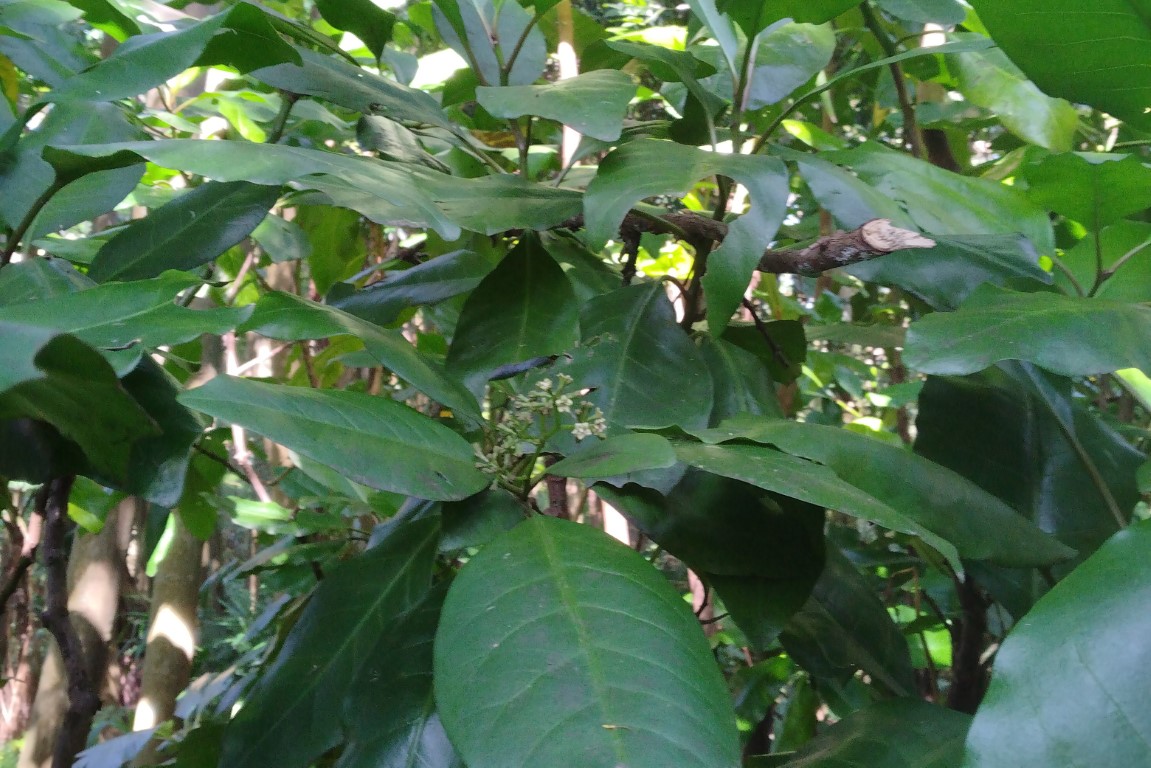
[89,181,280,282]
[1022,152,1151,231]
[240,291,481,423]
[783,698,971,767]
[847,233,1051,311]
[962,520,1151,768]
[0,322,156,480]
[947,45,1077,152]
[446,234,579,393]
[782,546,916,696]
[904,284,1151,377]
[692,418,1076,567]
[700,336,784,423]
[315,0,396,60]
[572,281,713,430]
[477,70,635,141]
[546,433,677,478]
[968,1,1151,130]
[178,376,488,501]
[435,516,741,768]
[219,517,441,768]
[331,249,495,326]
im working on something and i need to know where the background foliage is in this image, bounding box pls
[1,1,1150,767]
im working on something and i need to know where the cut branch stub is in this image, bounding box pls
[757,219,936,275]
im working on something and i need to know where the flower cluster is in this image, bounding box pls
[474,374,606,484]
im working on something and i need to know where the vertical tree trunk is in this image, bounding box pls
[130,514,204,765]
[17,500,126,768]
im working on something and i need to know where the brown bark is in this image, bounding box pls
[19,496,126,768]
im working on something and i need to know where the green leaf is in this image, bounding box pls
[916,363,1141,613]
[331,249,495,326]
[0,272,249,353]
[46,140,461,239]
[781,545,916,696]
[219,516,441,768]
[241,291,480,423]
[700,336,784,423]
[356,115,450,171]
[315,0,396,60]
[546,433,677,478]
[746,22,835,109]
[904,285,1151,376]
[947,45,1077,152]
[585,139,788,333]
[476,70,635,141]
[0,322,156,481]
[596,471,825,579]
[783,698,971,767]
[790,152,915,230]
[828,144,1054,254]
[672,440,962,572]
[50,11,226,102]
[337,584,462,768]
[572,281,713,430]
[61,0,140,41]
[252,47,455,132]
[434,516,741,768]
[719,0,859,28]
[196,3,301,74]
[446,234,580,392]
[968,1,1151,131]
[962,520,1151,768]
[432,0,546,86]
[876,0,965,24]
[847,233,1052,310]
[602,40,725,118]
[296,204,366,296]
[26,164,143,241]
[1022,153,1151,231]
[691,418,1077,567]
[178,376,488,501]
[89,181,281,282]
[1055,221,1151,302]
[112,357,203,507]
[684,0,740,74]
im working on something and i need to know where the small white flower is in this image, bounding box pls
[556,395,574,413]
[557,373,574,386]
[536,378,553,393]
[572,422,593,440]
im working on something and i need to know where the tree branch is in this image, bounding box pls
[566,213,935,276]
[39,475,102,768]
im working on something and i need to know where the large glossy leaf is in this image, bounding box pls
[89,181,280,282]
[434,516,741,768]
[904,284,1151,376]
[602,40,725,118]
[1021,153,1151,231]
[571,281,713,430]
[781,546,916,696]
[178,376,488,501]
[546,432,677,478]
[692,417,1076,567]
[315,0,395,60]
[718,0,859,30]
[0,322,156,481]
[219,517,441,768]
[432,0,546,87]
[0,272,248,353]
[782,698,971,767]
[876,0,965,24]
[700,336,784,423]
[968,1,1151,131]
[827,144,1054,254]
[847,233,1051,311]
[947,45,1077,152]
[446,235,580,392]
[26,164,143,241]
[596,470,826,579]
[672,441,962,571]
[46,141,460,239]
[239,291,481,423]
[916,363,1141,612]
[331,249,495,326]
[585,139,788,332]
[1055,221,1151,303]
[746,22,835,109]
[337,584,462,768]
[477,70,635,141]
[252,47,455,131]
[962,520,1151,768]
